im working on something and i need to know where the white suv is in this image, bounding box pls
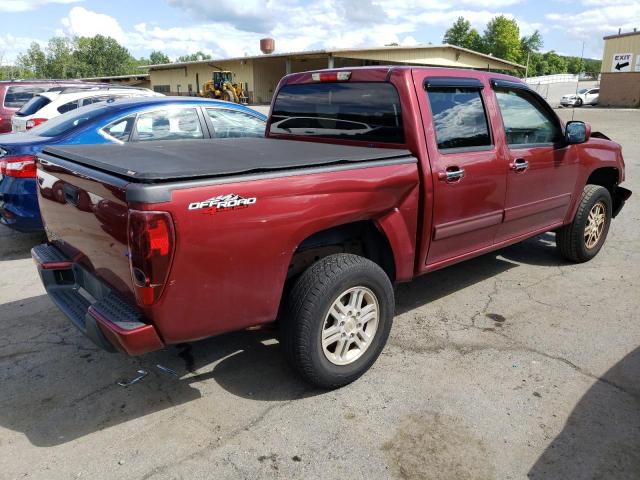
[11,87,163,132]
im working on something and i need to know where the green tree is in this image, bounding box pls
[72,35,134,77]
[149,50,170,65]
[583,58,602,78]
[443,17,485,52]
[482,15,522,63]
[176,51,212,62]
[566,56,583,75]
[16,42,48,78]
[46,37,77,78]
[520,30,543,64]
[540,51,568,74]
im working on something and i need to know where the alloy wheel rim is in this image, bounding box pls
[584,201,606,249]
[321,286,379,366]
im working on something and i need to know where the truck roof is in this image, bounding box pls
[41,138,413,183]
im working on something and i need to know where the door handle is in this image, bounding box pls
[438,167,465,183]
[509,158,529,172]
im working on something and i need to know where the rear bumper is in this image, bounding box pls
[32,244,164,355]
[0,177,43,232]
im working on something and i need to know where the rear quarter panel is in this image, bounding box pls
[142,162,419,344]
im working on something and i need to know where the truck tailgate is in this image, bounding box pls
[37,154,134,301]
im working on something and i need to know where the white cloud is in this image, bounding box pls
[546,0,640,56]
[0,0,81,13]
[0,34,45,66]
[61,6,127,42]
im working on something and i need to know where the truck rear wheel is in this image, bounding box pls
[556,184,612,262]
[281,254,394,388]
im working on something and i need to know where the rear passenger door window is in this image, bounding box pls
[205,108,265,138]
[494,89,562,146]
[133,108,204,141]
[427,87,491,151]
[81,95,111,106]
[57,100,80,114]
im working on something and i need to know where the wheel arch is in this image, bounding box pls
[586,166,619,194]
[287,220,397,283]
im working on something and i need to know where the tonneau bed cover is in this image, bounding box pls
[41,138,413,183]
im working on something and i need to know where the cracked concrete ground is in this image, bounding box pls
[0,108,638,479]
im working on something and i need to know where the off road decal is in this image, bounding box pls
[188,194,257,213]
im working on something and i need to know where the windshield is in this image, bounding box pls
[270,82,404,144]
[577,88,588,94]
[29,104,111,137]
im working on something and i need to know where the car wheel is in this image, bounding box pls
[575,98,583,107]
[280,253,394,389]
[556,184,612,263]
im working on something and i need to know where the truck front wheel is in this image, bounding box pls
[281,254,394,388]
[556,184,612,262]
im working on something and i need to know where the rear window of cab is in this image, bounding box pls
[270,82,404,144]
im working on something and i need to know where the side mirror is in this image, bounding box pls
[565,121,591,144]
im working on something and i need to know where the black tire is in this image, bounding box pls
[556,184,612,262]
[575,97,583,107]
[281,254,394,389]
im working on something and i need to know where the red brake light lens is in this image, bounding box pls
[1,155,37,178]
[311,71,351,82]
[26,118,47,129]
[127,210,175,306]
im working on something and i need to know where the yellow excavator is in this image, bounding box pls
[200,71,247,104]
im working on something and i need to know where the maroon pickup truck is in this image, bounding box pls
[32,67,631,388]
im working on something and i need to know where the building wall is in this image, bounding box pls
[599,33,640,107]
[251,57,287,104]
[85,78,151,89]
[599,72,640,107]
[336,47,514,70]
[149,46,522,104]
[602,34,640,73]
[150,59,255,97]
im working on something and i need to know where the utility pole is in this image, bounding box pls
[525,51,530,80]
[572,41,585,121]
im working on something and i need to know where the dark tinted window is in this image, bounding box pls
[82,95,112,106]
[58,100,80,114]
[16,95,51,116]
[154,85,171,93]
[4,86,46,108]
[270,82,404,144]
[495,89,562,146]
[427,88,491,150]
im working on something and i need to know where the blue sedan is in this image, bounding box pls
[0,97,267,232]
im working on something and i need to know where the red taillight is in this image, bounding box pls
[26,118,47,130]
[0,155,37,178]
[127,210,175,306]
[311,71,351,82]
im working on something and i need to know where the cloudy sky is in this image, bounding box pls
[0,0,638,64]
